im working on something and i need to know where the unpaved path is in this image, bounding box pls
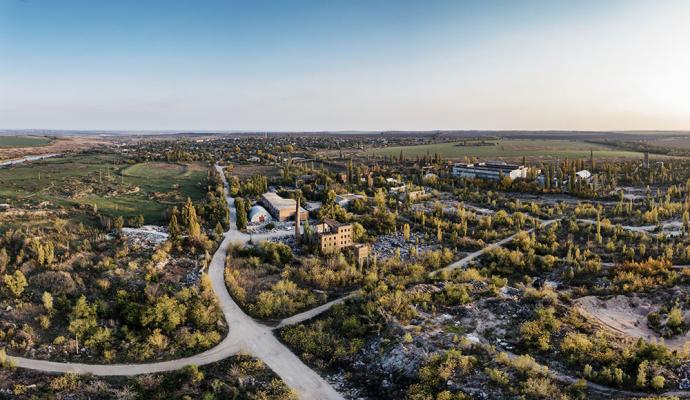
[9,164,344,400]
[275,291,358,330]
[578,218,685,237]
[430,219,557,277]
[10,175,689,399]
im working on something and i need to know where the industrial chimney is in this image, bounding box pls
[295,196,301,243]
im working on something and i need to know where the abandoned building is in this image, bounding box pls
[261,192,309,221]
[335,193,366,208]
[315,219,353,253]
[452,161,528,181]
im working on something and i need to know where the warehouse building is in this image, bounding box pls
[452,162,528,181]
[261,192,309,221]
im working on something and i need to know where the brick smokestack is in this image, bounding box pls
[295,196,301,243]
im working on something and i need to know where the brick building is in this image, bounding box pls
[316,219,353,253]
[261,192,309,221]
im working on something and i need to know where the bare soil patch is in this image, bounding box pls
[0,136,110,161]
[576,295,690,350]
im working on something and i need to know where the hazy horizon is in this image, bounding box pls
[2,0,689,131]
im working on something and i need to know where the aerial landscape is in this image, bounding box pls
[2,1,690,399]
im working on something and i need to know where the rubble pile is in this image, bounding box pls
[371,232,438,261]
[121,225,169,248]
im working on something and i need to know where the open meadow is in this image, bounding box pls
[0,135,52,148]
[0,154,207,224]
[364,138,646,160]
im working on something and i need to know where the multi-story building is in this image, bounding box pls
[316,218,353,253]
[452,162,528,181]
[261,192,308,221]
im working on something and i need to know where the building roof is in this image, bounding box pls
[323,218,346,229]
[262,192,297,209]
[454,162,524,173]
[248,205,270,219]
[335,193,365,203]
[576,170,592,179]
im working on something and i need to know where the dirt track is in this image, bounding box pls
[9,164,344,400]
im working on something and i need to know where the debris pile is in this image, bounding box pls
[121,225,169,247]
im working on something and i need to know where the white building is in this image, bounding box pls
[335,193,366,208]
[452,162,528,181]
[576,170,592,181]
[248,204,272,223]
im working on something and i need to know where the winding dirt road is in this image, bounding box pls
[9,165,344,400]
[10,174,687,399]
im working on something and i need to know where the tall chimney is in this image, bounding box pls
[295,196,301,243]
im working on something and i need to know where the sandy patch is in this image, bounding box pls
[0,136,110,161]
[576,295,690,350]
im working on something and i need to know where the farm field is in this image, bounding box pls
[0,135,52,148]
[0,155,207,224]
[228,163,281,178]
[364,139,646,160]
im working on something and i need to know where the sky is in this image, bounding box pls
[1,0,690,131]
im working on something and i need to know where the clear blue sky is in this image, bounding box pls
[1,0,689,131]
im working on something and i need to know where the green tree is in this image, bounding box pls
[42,291,54,312]
[3,270,27,299]
[169,213,181,240]
[68,296,97,354]
[636,360,648,388]
[182,198,202,239]
[667,306,683,330]
[651,375,665,390]
[142,295,187,332]
[403,223,411,241]
[235,198,248,230]
[374,188,387,210]
[0,248,8,274]
[114,216,124,234]
[319,190,339,220]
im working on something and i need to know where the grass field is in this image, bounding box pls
[364,139,645,160]
[122,162,189,179]
[0,155,208,224]
[0,135,52,148]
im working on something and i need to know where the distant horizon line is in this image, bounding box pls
[2,128,690,136]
